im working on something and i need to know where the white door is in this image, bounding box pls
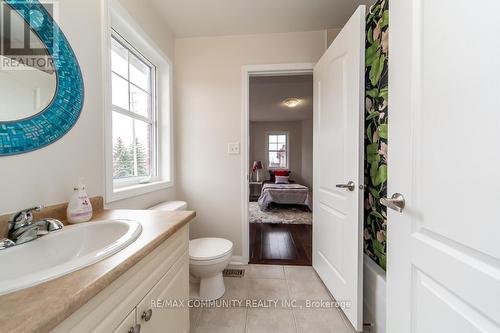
[313,6,365,332]
[388,1,500,332]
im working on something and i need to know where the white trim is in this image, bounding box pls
[241,63,315,264]
[108,180,173,202]
[111,105,154,124]
[102,0,113,204]
[103,0,174,203]
[229,256,245,266]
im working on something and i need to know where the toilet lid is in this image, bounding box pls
[149,201,187,211]
[189,238,233,261]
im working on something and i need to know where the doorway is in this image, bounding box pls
[241,64,315,266]
[247,74,314,265]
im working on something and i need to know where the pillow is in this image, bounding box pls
[269,170,290,182]
[274,170,290,176]
[275,175,290,184]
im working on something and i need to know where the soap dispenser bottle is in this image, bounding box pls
[67,179,93,224]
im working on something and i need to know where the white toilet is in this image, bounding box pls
[189,237,233,300]
[149,201,233,300]
[149,200,188,211]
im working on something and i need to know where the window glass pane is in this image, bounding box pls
[133,120,153,177]
[111,38,128,78]
[277,135,287,144]
[129,53,151,92]
[278,143,287,151]
[112,112,134,179]
[269,152,287,168]
[269,135,278,143]
[269,143,279,151]
[130,84,151,118]
[281,154,287,168]
[112,112,153,179]
[112,73,129,110]
[269,152,279,167]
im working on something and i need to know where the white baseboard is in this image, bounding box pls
[229,256,247,265]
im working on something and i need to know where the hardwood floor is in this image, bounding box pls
[249,223,312,266]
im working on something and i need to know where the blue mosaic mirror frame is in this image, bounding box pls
[0,0,84,156]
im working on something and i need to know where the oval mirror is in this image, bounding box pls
[0,0,84,156]
[0,5,57,121]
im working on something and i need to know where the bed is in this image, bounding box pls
[257,182,311,211]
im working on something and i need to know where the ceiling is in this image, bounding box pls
[147,0,372,38]
[250,75,313,122]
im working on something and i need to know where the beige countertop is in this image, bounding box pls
[0,209,195,333]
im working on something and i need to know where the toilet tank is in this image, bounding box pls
[149,201,188,211]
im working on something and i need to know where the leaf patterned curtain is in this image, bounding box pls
[364,0,389,270]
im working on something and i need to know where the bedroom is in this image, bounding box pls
[248,74,313,266]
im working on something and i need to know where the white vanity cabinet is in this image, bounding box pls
[113,309,137,333]
[53,225,190,333]
[136,255,189,333]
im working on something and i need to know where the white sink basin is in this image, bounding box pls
[0,219,142,295]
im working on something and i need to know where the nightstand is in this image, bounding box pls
[249,181,263,202]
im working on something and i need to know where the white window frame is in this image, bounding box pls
[104,2,173,203]
[266,131,290,170]
[111,31,158,189]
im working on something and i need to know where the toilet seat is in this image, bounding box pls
[189,238,233,261]
[189,251,232,266]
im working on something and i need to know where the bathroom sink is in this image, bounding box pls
[0,219,142,295]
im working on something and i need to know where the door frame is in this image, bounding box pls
[240,63,315,264]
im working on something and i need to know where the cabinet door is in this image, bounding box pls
[137,253,189,333]
[113,309,139,333]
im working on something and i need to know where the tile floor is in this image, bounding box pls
[189,264,357,333]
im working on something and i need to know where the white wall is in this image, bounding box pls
[327,28,342,47]
[0,0,176,214]
[114,0,175,61]
[301,119,314,188]
[174,30,326,257]
[250,120,312,187]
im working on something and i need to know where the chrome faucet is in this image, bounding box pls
[2,206,64,249]
[0,238,15,250]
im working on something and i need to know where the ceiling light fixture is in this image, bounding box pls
[283,98,301,108]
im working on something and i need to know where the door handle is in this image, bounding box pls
[380,193,405,213]
[336,181,355,191]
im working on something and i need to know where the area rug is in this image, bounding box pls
[249,202,312,225]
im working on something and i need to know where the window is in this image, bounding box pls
[267,133,289,169]
[106,8,172,203]
[111,32,157,188]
